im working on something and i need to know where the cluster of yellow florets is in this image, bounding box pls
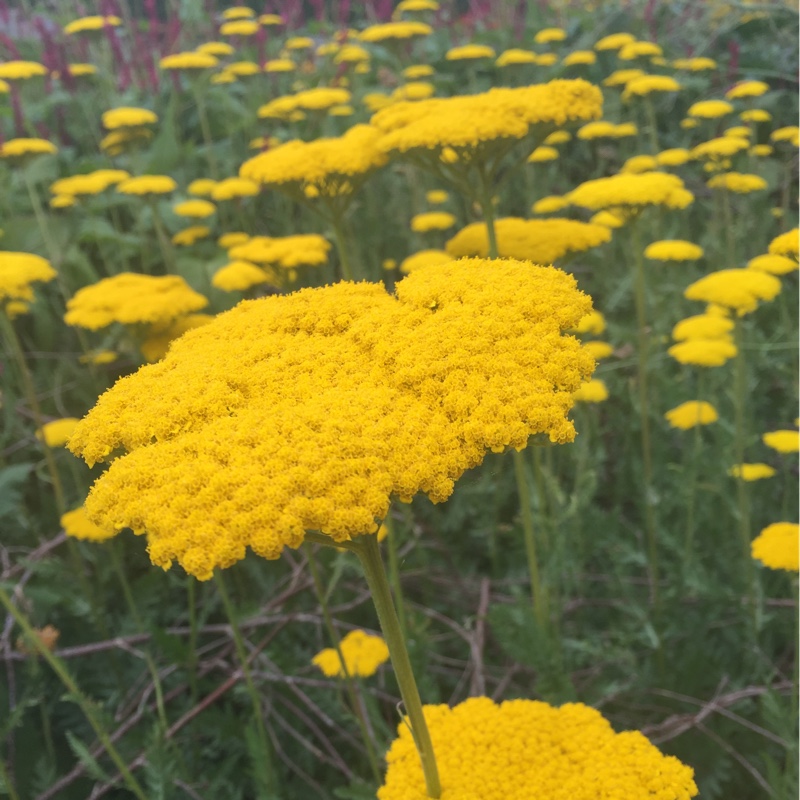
[568,172,694,214]
[379,696,698,800]
[258,87,352,119]
[64,273,208,330]
[312,630,390,678]
[228,234,331,268]
[751,523,799,571]
[0,252,57,303]
[644,240,704,261]
[68,258,593,580]
[445,217,611,263]
[684,269,781,315]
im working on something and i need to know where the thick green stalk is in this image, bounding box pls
[384,514,409,642]
[331,215,355,281]
[0,586,148,800]
[351,534,440,798]
[477,168,499,259]
[0,754,21,800]
[148,200,178,275]
[192,81,219,179]
[643,96,660,154]
[631,221,659,609]
[304,545,382,785]
[721,189,736,268]
[213,573,277,794]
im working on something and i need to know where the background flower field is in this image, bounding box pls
[0,1,798,798]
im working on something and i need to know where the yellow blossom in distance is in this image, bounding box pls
[229,235,331,269]
[0,61,48,80]
[174,199,216,218]
[668,339,737,367]
[622,74,680,100]
[707,172,767,193]
[534,27,566,44]
[399,250,451,273]
[359,21,432,42]
[688,100,733,118]
[568,172,694,213]
[62,507,116,541]
[102,107,158,130]
[411,212,456,232]
[582,341,613,360]
[117,175,177,196]
[531,195,570,214]
[594,33,636,50]
[589,211,625,228]
[729,463,776,481]
[426,190,448,204]
[664,401,719,430]
[220,19,259,35]
[188,179,217,196]
[212,262,279,292]
[602,68,644,87]
[573,379,608,403]
[140,315,214,362]
[68,258,593,580]
[211,177,259,200]
[404,64,435,78]
[726,80,769,99]
[379,697,697,800]
[65,274,208,330]
[656,148,690,167]
[544,130,571,145]
[172,226,210,246]
[763,430,799,453]
[527,146,559,162]
[618,41,662,60]
[221,6,254,19]
[768,228,799,258]
[312,630,390,678]
[219,232,250,249]
[747,254,798,275]
[264,58,296,72]
[673,57,716,70]
[562,50,596,66]
[644,240,704,261]
[196,41,234,56]
[496,49,538,67]
[752,523,799,571]
[573,309,605,335]
[0,138,57,158]
[63,15,121,34]
[37,418,80,448]
[684,269,781,315]
[0,252,56,302]
[620,154,657,174]
[771,126,800,146]
[259,14,284,25]
[445,218,611,263]
[446,44,496,61]
[672,314,734,341]
[160,52,218,70]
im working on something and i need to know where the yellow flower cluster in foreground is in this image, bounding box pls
[751,523,799,571]
[69,259,593,580]
[64,274,208,330]
[378,697,698,800]
[445,218,611,263]
[312,630,390,678]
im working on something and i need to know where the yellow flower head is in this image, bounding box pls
[50,195,74,209]
[594,33,636,51]
[582,341,613,360]
[399,249,451,273]
[210,177,259,200]
[622,74,680,100]
[446,218,611,263]
[446,44,496,61]
[68,258,593,580]
[37,418,80,447]
[219,232,250,249]
[0,138,57,158]
[312,630,390,678]
[240,125,387,200]
[173,199,216,218]
[568,172,694,213]
[618,41,662,60]
[672,314,734,341]
[725,80,769,100]
[749,144,773,157]
[117,175,176,196]
[531,195,570,214]
[688,99,733,119]
[771,126,800,146]
[284,36,314,50]
[644,240,704,261]
[0,252,56,302]
[426,190,449,204]
[64,15,121,35]
[573,309,605,334]
[411,212,456,232]
[0,61,48,80]
[396,0,439,10]
[64,273,208,331]
[691,136,750,162]
[187,179,217,197]
[655,147,690,166]
[102,107,158,130]
[707,172,767,193]
[589,210,625,228]
[380,697,697,800]
[602,68,644,87]
[543,130,571,145]
[762,430,799,454]
[228,235,330,269]
[172,226,210,246]
[684,269,781,314]
[373,80,603,168]
[391,81,435,101]
[221,6,254,19]
[335,44,370,64]
[527,146,559,162]
[620,154,658,174]
[51,170,129,196]
[196,41,235,56]
[573,379,608,403]
[160,52,218,70]
[562,50,597,66]
[668,338,737,367]
[534,27,566,44]
[212,261,279,292]
[61,507,116,542]
[728,463,776,481]
[577,121,636,139]
[672,57,716,71]
[751,523,799,571]
[496,49,538,67]
[66,63,97,77]
[768,228,799,258]
[404,64,435,78]
[747,253,797,275]
[264,58,296,72]
[359,21,432,42]
[259,14,284,25]
[664,401,719,430]
[220,19,259,36]
[536,53,558,66]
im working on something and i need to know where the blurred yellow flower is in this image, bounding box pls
[707,172,767,193]
[527,146,559,162]
[562,50,596,66]
[589,210,625,228]
[399,249,451,273]
[574,309,605,334]
[668,339,737,367]
[620,154,658,174]
[534,27,566,43]
[594,33,636,50]
[582,341,614,360]
[573,379,608,403]
[672,57,716,70]
[725,80,769,99]
[259,14,284,25]
[684,269,780,314]
[67,63,97,77]
[0,252,56,302]
[37,418,79,447]
[728,463,776,481]
[411,212,456,232]
[771,126,800,146]
[688,100,733,119]
[220,20,259,35]
[221,6,254,19]
[496,49,538,67]
[392,81,435,101]
[768,228,799,258]
[118,175,176,195]
[752,523,799,571]
[62,507,116,541]
[568,172,693,212]
[747,253,797,275]
[446,44,495,61]
[644,240,703,261]
[312,630,390,678]
[426,190,449,204]
[174,199,216,218]
[403,64,435,78]
[188,178,217,196]
[212,261,279,292]
[218,232,250,249]
[0,138,57,158]
[672,314,734,341]
[359,21,432,42]
[196,41,234,56]
[762,430,799,453]
[622,74,680,100]
[602,68,644,87]
[0,61,48,80]
[103,107,158,129]
[64,15,121,34]
[160,52,218,70]
[618,41,662,60]
[531,195,569,214]
[264,59,296,72]
[655,148,690,166]
[740,108,771,123]
[140,315,214,362]
[229,235,330,269]
[211,177,260,200]
[172,226,211,246]
[664,401,718,429]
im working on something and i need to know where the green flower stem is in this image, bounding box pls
[721,189,736,268]
[0,585,149,800]
[304,545,382,786]
[631,220,659,610]
[532,448,550,553]
[192,81,219,180]
[213,573,277,794]
[682,417,703,572]
[0,754,21,800]
[350,534,441,799]
[732,319,755,621]
[643,96,660,154]
[187,578,199,702]
[384,513,409,642]
[148,199,178,275]
[330,214,355,282]
[476,167,499,259]
[513,450,548,629]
